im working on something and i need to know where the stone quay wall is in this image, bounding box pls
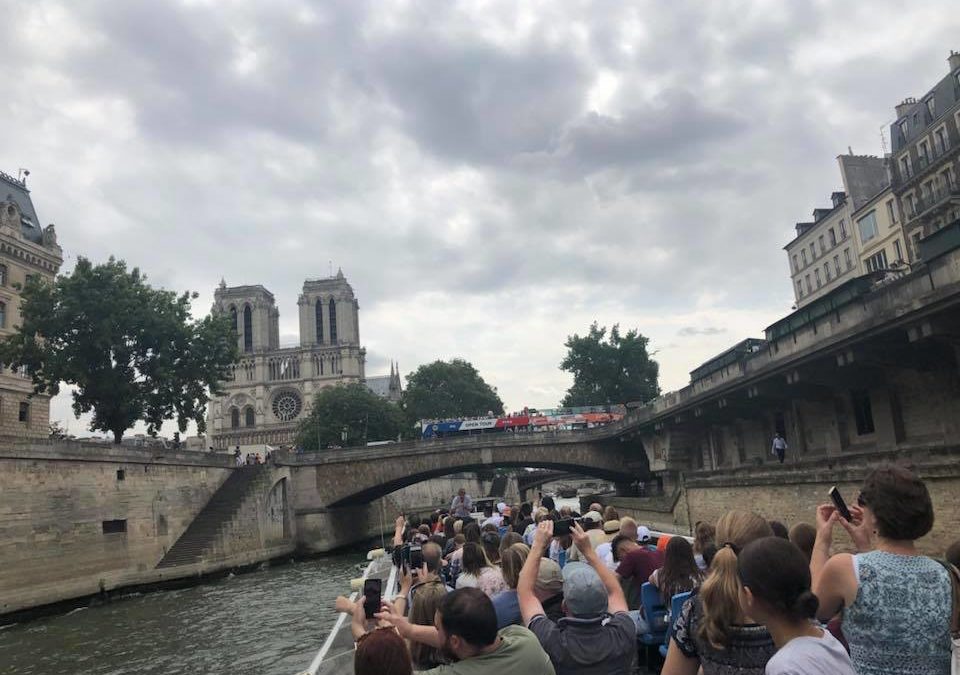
[607,444,960,555]
[0,441,236,616]
[0,441,506,617]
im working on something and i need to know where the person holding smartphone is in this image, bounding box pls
[810,465,952,675]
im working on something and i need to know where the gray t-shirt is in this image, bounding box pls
[527,612,636,675]
[765,630,856,675]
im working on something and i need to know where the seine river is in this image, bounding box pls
[0,552,366,675]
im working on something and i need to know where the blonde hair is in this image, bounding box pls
[408,581,447,667]
[500,543,530,589]
[697,511,772,650]
[453,520,464,535]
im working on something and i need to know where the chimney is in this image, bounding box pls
[949,50,960,72]
[895,97,917,119]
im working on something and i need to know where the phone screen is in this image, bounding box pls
[363,579,382,619]
[409,546,423,570]
[828,486,852,522]
[553,518,574,536]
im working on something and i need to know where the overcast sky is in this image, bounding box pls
[4,1,960,437]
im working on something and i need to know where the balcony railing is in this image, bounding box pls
[906,183,960,223]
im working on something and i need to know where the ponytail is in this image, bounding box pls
[696,511,773,650]
[698,545,743,649]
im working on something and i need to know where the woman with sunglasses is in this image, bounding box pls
[810,464,952,675]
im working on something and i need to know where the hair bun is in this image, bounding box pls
[791,590,819,619]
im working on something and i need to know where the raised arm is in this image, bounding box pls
[518,520,552,624]
[572,523,627,614]
[393,515,406,547]
[375,601,442,649]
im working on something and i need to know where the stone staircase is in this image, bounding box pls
[488,474,508,498]
[156,466,266,569]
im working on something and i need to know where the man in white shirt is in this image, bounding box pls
[451,488,473,517]
[771,433,788,464]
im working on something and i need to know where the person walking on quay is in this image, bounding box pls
[451,488,473,518]
[771,433,788,464]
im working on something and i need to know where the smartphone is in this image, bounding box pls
[828,486,852,522]
[553,518,574,536]
[363,578,382,619]
[408,545,423,570]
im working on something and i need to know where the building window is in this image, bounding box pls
[796,280,803,299]
[893,239,904,262]
[886,200,897,224]
[809,243,816,260]
[18,402,29,423]
[818,235,825,254]
[102,519,127,534]
[844,248,853,270]
[116,469,125,481]
[857,211,879,243]
[833,255,841,276]
[935,126,949,155]
[898,119,909,140]
[0,264,6,286]
[230,407,240,428]
[801,249,808,266]
[272,391,303,422]
[229,306,237,332]
[851,390,875,436]
[918,140,931,167]
[0,301,5,329]
[243,305,253,353]
[328,299,338,343]
[792,254,799,272]
[899,154,912,180]
[244,406,255,427]
[828,228,836,246]
[814,268,822,288]
[805,275,812,293]
[925,96,935,120]
[315,299,324,343]
[866,249,888,272]
[839,219,847,239]
[905,193,916,218]
[824,263,831,281]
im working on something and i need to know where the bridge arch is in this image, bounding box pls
[283,431,649,508]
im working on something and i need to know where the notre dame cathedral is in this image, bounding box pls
[206,269,401,450]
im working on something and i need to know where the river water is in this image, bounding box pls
[0,552,366,675]
[0,496,589,675]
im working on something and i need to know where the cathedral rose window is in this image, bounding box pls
[272,391,303,421]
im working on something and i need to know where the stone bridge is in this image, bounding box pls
[277,427,648,507]
[274,426,649,549]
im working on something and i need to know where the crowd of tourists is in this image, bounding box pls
[335,464,960,675]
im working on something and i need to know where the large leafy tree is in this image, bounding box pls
[560,322,660,407]
[297,382,405,449]
[403,358,503,421]
[0,257,238,443]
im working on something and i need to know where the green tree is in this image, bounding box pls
[0,257,238,444]
[560,322,660,407]
[403,358,504,422]
[297,382,405,449]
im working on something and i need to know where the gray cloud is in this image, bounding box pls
[4,0,960,434]
[678,326,728,337]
